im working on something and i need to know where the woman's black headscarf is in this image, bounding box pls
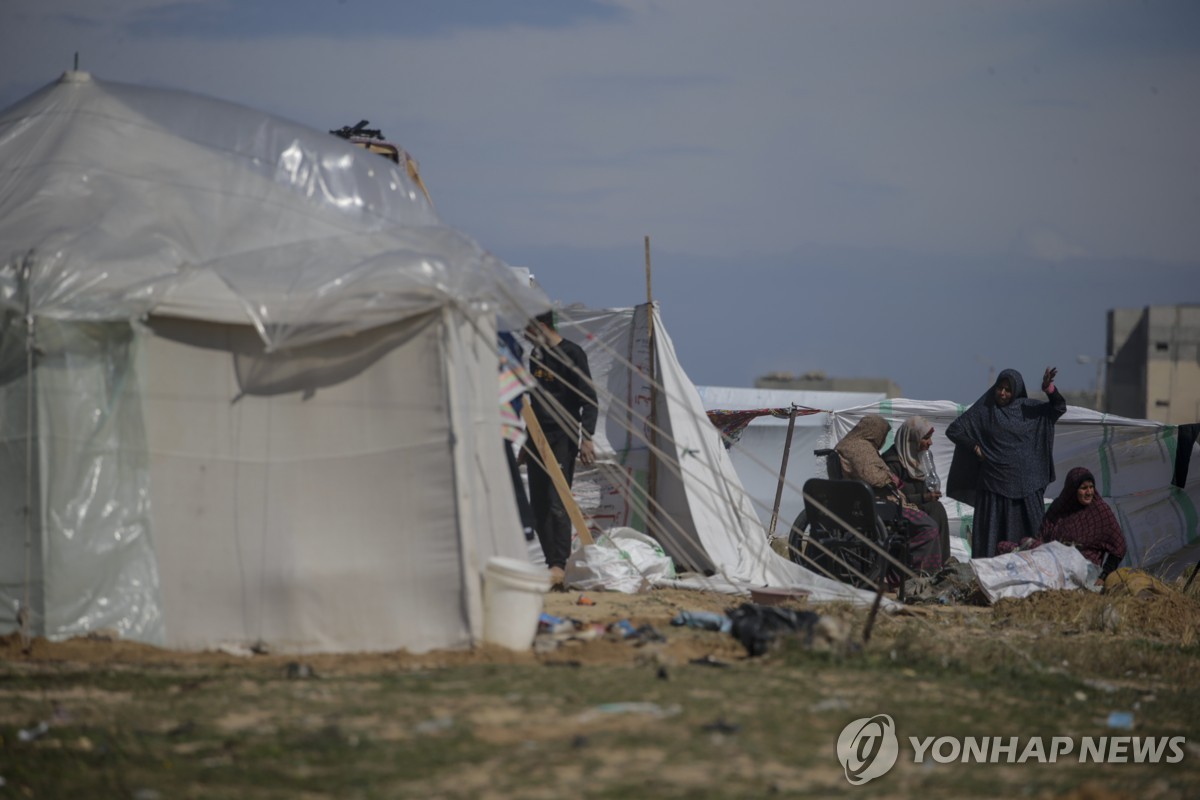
[945,368,1064,505]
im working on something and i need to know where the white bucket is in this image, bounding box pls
[482,556,551,650]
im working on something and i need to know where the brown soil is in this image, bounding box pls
[2,579,1197,670]
[0,588,766,672]
[992,588,1200,644]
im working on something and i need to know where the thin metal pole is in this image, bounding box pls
[644,236,658,538]
[20,252,35,640]
[767,405,798,538]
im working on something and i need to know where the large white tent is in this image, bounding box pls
[0,73,544,653]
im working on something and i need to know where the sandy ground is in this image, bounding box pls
[3,576,1197,672]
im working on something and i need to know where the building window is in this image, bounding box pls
[1155,400,1170,407]
[1155,342,1169,352]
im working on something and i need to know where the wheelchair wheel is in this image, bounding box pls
[788,510,890,590]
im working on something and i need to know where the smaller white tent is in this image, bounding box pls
[695,385,885,533]
[552,305,899,606]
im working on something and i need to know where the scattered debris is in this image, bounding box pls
[17,721,49,743]
[726,603,849,657]
[810,697,851,713]
[671,610,732,632]
[415,716,455,735]
[1106,711,1134,730]
[688,655,733,668]
[701,718,741,734]
[217,642,255,658]
[284,662,315,679]
[576,702,681,724]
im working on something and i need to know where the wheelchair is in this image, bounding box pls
[786,449,911,597]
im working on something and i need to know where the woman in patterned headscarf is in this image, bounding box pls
[1040,467,1127,578]
[946,367,1065,558]
[882,416,951,564]
[834,415,943,572]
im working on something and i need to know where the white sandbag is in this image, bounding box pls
[565,538,650,594]
[969,541,1097,604]
[606,527,677,584]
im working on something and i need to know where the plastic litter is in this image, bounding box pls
[689,655,733,668]
[610,620,638,639]
[701,718,741,734]
[576,702,681,724]
[18,721,49,742]
[727,603,824,657]
[1106,711,1135,730]
[671,610,732,633]
[810,697,852,713]
[537,613,576,636]
[284,662,315,679]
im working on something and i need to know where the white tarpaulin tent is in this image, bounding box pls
[828,400,1200,570]
[0,72,544,653]
[694,385,885,534]
[552,305,895,606]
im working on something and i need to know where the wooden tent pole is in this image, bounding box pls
[521,404,593,546]
[767,405,799,538]
[644,235,658,537]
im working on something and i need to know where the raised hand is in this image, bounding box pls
[1041,366,1058,393]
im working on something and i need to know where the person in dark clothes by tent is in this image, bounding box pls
[946,367,1065,558]
[522,310,598,586]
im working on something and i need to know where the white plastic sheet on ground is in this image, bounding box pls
[970,542,1098,603]
[564,528,675,594]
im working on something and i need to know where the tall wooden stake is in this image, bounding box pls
[521,405,593,546]
[644,236,658,538]
[767,405,799,538]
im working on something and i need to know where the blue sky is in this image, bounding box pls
[2,0,1197,402]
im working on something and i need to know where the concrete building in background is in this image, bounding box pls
[1107,304,1200,424]
[755,370,901,398]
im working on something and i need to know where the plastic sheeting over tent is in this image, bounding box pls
[0,71,543,344]
[0,73,546,653]
[552,305,897,607]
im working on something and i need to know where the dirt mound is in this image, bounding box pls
[992,588,1200,644]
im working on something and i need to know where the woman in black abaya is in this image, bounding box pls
[946,367,1065,558]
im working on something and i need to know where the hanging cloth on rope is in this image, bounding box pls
[705,407,823,448]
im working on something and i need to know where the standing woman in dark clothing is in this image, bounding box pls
[523,311,599,585]
[946,367,1066,558]
[882,416,951,564]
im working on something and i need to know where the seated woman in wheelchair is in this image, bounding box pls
[834,415,944,572]
[881,416,952,565]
